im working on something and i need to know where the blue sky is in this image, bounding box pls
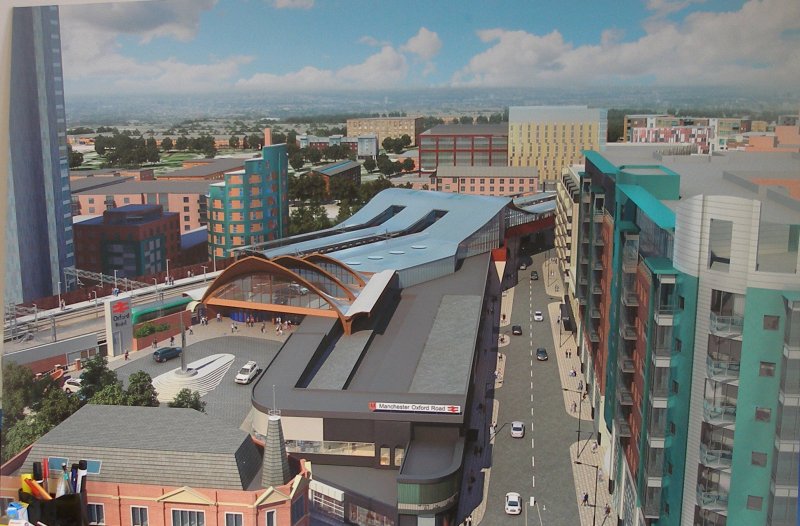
[59,0,800,94]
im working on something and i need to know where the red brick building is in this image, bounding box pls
[73,204,180,278]
[418,123,508,172]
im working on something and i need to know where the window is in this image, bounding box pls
[394,446,405,467]
[755,407,772,422]
[88,504,105,525]
[172,509,205,526]
[674,338,682,353]
[183,197,190,203]
[764,315,780,330]
[751,452,767,467]
[380,446,390,466]
[131,506,149,526]
[123,197,130,204]
[671,380,679,394]
[183,206,190,212]
[747,495,763,511]
[225,513,242,526]
[88,197,95,204]
[264,510,276,526]
[678,295,685,309]
[760,362,776,377]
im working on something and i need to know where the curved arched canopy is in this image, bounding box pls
[302,253,367,287]
[271,255,356,300]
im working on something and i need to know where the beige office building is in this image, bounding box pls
[346,117,424,146]
[509,106,607,183]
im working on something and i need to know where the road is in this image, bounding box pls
[480,251,580,526]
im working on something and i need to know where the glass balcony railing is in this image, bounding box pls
[699,442,733,469]
[622,323,637,340]
[703,400,737,425]
[709,312,744,337]
[616,414,632,437]
[706,354,740,381]
[618,385,633,405]
[696,485,729,511]
[622,292,639,307]
[622,247,638,273]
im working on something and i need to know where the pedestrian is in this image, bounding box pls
[565,349,569,359]
[152,339,157,350]
[170,336,175,346]
[604,504,611,517]
[124,349,129,361]
[188,327,193,335]
[569,368,577,377]
[571,401,577,413]
[582,391,588,401]
[578,379,584,391]
[582,492,589,506]
[217,313,221,323]
[231,323,235,334]
[261,322,266,334]
[592,441,599,453]
[598,468,604,482]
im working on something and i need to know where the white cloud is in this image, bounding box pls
[453,0,800,88]
[359,35,390,47]
[113,56,255,93]
[272,0,314,9]
[236,46,408,91]
[645,0,706,18]
[401,27,442,61]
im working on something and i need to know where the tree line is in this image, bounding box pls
[1,357,205,462]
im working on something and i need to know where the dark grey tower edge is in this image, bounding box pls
[261,414,291,488]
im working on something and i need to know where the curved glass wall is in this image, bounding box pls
[211,272,333,311]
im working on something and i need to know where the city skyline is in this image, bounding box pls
[59,0,800,96]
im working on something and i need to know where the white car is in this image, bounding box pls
[235,361,260,384]
[510,421,525,438]
[534,311,544,322]
[62,377,82,394]
[505,492,522,515]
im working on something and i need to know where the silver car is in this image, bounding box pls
[510,421,525,438]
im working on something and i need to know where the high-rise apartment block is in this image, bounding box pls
[208,144,289,259]
[629,126,714,154]
[565,145,799,526]
[346,117,424,146]
[509,106,607,183]
[418,123,508,172]
[6,6,74,303]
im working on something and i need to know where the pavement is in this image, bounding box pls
[466,255,612,526]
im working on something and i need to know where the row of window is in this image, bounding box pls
[87,504,277,526]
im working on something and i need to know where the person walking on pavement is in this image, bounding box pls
[571,401,578,413]
[217,313,221,323]
[170,335,175,346]
[124,349,129,361]
[604,504,611,517]
[582,492,589,506]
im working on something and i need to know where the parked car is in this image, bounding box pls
[534,311,544,322]
[519,263,527,270]
[153,346,182,363]
[235,361,260,384]
[536,347,549,361]
[510,421,525,438]
[62,377,82,394]
[512,325,523,335]
[530,270,539,280]
[505,492,522,515]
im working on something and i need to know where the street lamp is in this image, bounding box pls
[563,387,592,458]
[166,258,170,283]
[574,461,600,526]
[57,280,62,310]
[201,265,208,282]
[113,269,118,289]
[152,278,158,292]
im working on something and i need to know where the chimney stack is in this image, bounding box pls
[264,127,272,146]
[261,414,291,488]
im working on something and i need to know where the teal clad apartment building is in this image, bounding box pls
[208,143,289,259]
[567,145,799,526]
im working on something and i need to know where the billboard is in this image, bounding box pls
[103,297,132,357]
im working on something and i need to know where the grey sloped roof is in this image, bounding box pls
[22,405,262,490]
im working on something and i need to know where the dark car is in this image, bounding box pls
[512,325,523,335]
[536,347,549,361]
[153,346,182,362]
[530,271,539,280]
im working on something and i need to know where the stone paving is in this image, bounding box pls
[542,257,614,526]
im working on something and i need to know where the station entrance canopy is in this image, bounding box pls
[199,255,389,334]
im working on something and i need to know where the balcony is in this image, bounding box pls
[616,415,632,437]
[621,291,639,307]
[694,509,728,526]
[589,330,600,343]
[592,234,604,246]
[622,323,637,340]
[699,442,733,470]
[593,210,604,222]
[709,312,744,338]
[592,284,602,295]
[703,400,737,426]
[618,385,633,405]
[620,354,635,374]
[622,246,639,273]
[706,354,740,381]
[696,485,729,511]
[590,308,601,319]
[654,306,676,326]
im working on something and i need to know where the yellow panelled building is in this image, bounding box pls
[508,106,607,184]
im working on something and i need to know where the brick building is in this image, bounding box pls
[346,117,424,146]
[418,123,508,172]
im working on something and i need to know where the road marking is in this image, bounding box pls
[530,394,533,402]
[531,438,535,449]
[530,360,533,367]
[531,407,534,416]
[532,475,535,487]
[532,456,535,468]
[530,370,533,377]
[530,381,533,389]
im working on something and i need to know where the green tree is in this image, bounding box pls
[2,415,53,462]
[476,115,489,124]
[94,135,107,155]
[400,134,412,148]
[168,388,206,412]
[248,133,263,150]
[79,355,118,401]
[161,136,173,151]
[289,204,333,235]
[229,135,240,149]
[289,152,305,172]
[305,148,322,164]
[89,382,126,405]
[35,385,80,427]
[363,158,376,172]
[459,115,474,125]
[336,201,353,223]
[489,113,503,123]
[68,145,84,168]
[145,137,160,163]
[241,135,250,150]
[175,136,189,150]
[402,158,415,172]
[330,177,360,202]
[2,362,35,427]
[125,371,159,407]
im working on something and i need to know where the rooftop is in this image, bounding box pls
[158,157,245,178]
[436,165,536,179]
[422,123,508,136]
[71,179,214,195]
[510,105,607,123]
[314,160,361,176]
